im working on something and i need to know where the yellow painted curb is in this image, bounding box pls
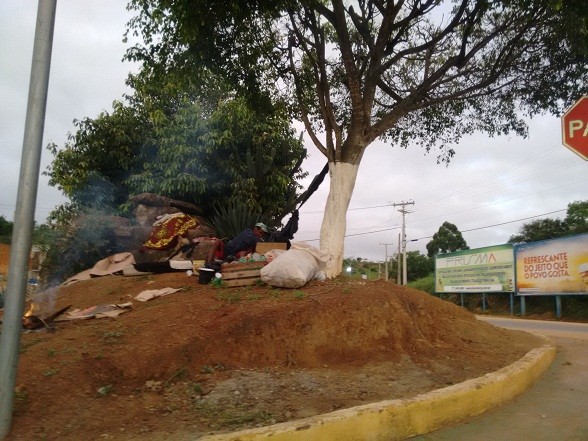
[200,340,556,441]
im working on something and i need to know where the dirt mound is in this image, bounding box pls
[2,274,542,440]
[0,243,9,278]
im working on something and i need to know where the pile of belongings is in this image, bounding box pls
[260,242,328,288]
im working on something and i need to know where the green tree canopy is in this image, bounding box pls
[46,101,150,212]
[0,216,13,244]
[508,200,588,243]
[47,96,306,224]
[564,200,588,236]
[124,0,587,277]
[406,251,435,282]
[389,250,434,282]
[426,222,469,257]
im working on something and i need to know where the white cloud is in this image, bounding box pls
[0,0,137,222]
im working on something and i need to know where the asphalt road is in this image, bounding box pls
[411,316,588,441]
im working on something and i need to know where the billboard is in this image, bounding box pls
[435,244,515,293]
[515,233,588,295]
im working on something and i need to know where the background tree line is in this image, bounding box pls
[394,200,588,285]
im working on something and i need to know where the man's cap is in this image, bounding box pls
[255,222,269,233]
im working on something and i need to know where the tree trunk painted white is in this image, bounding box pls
[320,161,360,278]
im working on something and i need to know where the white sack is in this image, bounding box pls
[260,242,329,288]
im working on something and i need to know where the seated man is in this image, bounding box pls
[206,223,269,264]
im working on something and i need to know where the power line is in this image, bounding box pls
[413,144,567,213]
[302,202,391,214]
[409,208,567,241]
[407,178,587,226]
[298,207,568,243]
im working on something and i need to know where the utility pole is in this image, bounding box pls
[392,201,414,285]
[0,1,57,438]
[397,233,401,284]
[379,242,393,281]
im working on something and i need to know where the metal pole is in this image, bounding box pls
[401,212,407,285]
[384,245,388,281]
[397,233,401,284]
[380,243,392,281]
[0,1,56,438]
[555,295,562,319]
[392,201,414,286]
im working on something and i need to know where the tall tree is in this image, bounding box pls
[507,218,567,244]
[508,200,588,243]
[426,221,469,257]
[126,0,587,276]
[563,200,588,236]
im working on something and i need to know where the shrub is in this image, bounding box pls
[408,273,435,294]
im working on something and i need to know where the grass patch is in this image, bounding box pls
[408,273,434,294]
[216,290,242,304]
[194,400,275,430]
[164,368,188,388]
[102,330,124,344]
[43,368,59,377]
[294,290,305,300]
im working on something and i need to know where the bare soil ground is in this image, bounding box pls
[1,273,543,440]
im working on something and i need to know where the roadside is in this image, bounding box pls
[412,318,588,440]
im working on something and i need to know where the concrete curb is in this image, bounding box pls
[200,340,556,441]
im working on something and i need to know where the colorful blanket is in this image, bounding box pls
[143,213,198,250]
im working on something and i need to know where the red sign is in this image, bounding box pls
[561,96,588,160]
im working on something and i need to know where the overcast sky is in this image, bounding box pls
[1,0,587,262]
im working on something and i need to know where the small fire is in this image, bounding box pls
[24,302,41,318]
[23,302,51,330]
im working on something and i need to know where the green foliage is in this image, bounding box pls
[549,0,588,57]
[125,0,587,163]
[215,290,242,304]
[386,251,434,282]
[0,217,57,251]
[33,223,58,253]
[208,198,262,240]
[47,95,306,224]
[124,0,586,278]
[294,290,305,300]
[206,99,306,220]
[437,292,588,322]
[426,222,469,257]
[508,200,588,243]
[125,97,306,218]
[564,200,588,236]
[408,273,435,294]
[508,218,567,244]
[0,216,13,244]
[45,101,150,211]
[406,252,435,282]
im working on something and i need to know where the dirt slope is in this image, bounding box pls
[1,274,542,440]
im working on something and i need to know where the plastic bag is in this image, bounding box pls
[260,242,329,288]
